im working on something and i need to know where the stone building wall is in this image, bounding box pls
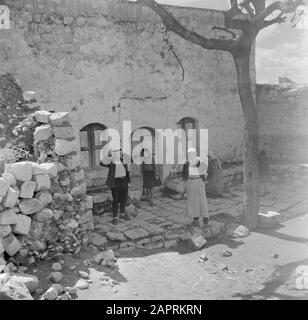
[0,0,256,187]
[257,84,308,163]
[0,111,93,265]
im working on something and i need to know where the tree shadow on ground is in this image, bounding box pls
[231,258,308,300]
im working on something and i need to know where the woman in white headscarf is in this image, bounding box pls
[182,148,210,227]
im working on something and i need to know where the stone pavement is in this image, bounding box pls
[90,181,308,252]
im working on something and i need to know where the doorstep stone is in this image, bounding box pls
[124,228,150,241]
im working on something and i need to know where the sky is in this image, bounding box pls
[131,0,308,84]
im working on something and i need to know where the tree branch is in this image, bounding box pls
[137,0,241,51]
[255,0,304,23]
[258,12,287,30]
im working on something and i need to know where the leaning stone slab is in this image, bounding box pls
[124,228,150,241]
[0,225,12,237]
[50,112,70,127]
[18,199,44,215]
[1,233,22,256]
[2,188,20,208]
[32,163,58,178]
[34,174,51,191]
[34,125,53,141]
[55,139,77,156]
[4,162,32,181]
[12,215,31,235]
[20,181,36,199]
[53,126,75,139]
[0,178,10,197]
[34,110,51,124]
[0,209,18,225]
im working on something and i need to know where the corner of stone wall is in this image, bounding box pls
[0,110,94,266]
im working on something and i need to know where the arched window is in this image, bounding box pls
[80,123,107,169]
[177,117,198,154]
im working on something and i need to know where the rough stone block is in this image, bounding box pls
[32,209,53,222]
[0,225,12,237]
[258,211,281,228]
[2,188,20,208]
[70,182,86,196]
[12,215,31,235]
[0,209,18,225]
[34,110,52,123]
[32,163,58,178]
[34,174,51,191]
[55,139,77,156]
[53,126,75,139]
[50,112,70,126]
[2,173,17,186]
[0,178,10,197]
[34,125,53,141]
[70,169,85,182]
[226,223,250,238]
[10,274,39,294]
[4,162,32,181]
[18,199,44,215]
[1,234,22,256]
[35,191,53,206]
[20,181,37,199]
[78,211,93,225]
[65,155,81,169]
[189,233,207,250]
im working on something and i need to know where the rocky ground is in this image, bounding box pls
[1,180,307,300]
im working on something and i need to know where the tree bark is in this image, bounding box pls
[233,47,259,229]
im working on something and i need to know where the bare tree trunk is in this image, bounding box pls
[233,47,259,229]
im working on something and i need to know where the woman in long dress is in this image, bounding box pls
[141,148,159,207]
[182,148,210,227]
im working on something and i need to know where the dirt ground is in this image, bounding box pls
[28,210,308,300]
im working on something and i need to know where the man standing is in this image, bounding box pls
[100,149,130,224]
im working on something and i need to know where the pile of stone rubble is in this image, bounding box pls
[0,111,94,268]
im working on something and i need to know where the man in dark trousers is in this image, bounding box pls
[100,148,130,224]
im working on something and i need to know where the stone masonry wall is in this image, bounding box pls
[0,0,256,176]
[0,111,93,266]
[257,84,308,162]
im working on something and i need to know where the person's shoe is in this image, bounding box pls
[120,212,130,221]
[112,217,119,225]
[149,202,154,207]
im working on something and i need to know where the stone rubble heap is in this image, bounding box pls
[0,111,94,267]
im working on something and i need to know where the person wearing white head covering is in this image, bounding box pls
[182,148,209,227]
